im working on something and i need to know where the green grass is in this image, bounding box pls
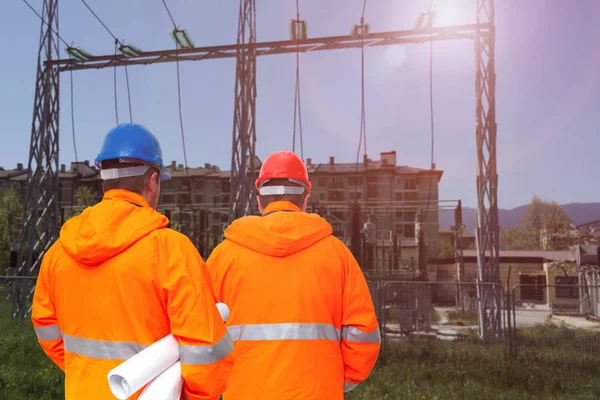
[2,297,600,399]
[348,339,600,400]
[0,300,64,399]
[445,310,479,326]
[387,307,441,324]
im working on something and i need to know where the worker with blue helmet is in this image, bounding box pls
[95,122,172,181]
[32,122,234,399]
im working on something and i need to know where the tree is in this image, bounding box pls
[437,239,455,259]
[65,185,98,220]
[522,196,545,249]
[0,187,23,274]
[500,227,533,250]
[521,196,574,250]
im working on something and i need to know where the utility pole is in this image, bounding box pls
[12,0,61,318]
[230,0,258,222]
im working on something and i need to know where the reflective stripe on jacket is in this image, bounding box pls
[208,201,380,400]
[32,189,233,400]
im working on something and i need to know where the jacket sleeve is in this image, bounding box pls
[340,245,381,393]
[205,243,227,303]
[31,246,65,371]
[160,234,234,400]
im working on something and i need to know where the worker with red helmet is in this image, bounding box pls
[207,150,381,399]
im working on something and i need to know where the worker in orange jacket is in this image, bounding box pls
[207,151,381,399]
[31,123,233,400]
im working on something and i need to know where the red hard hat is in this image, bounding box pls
[255,151,312,194]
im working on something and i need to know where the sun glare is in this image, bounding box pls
[431,0,474,27]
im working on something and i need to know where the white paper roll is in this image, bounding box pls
[138,361,183,400]
[216,302,230,323]
[107,303,230,399]
[108,334,179,400]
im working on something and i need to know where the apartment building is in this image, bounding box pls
[1,151,443,258]
[306,151,443,257]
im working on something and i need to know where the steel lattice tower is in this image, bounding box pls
[229,0,258,222]
[474,0,501,339]
[12,0,61,318]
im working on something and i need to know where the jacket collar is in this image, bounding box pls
[102,189,151,209]
[262,201,301,216]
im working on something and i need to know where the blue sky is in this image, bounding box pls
[1,0,599,209]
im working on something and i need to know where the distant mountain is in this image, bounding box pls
[439,203,600,234]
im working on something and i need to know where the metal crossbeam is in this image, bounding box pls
[47,23,489,72]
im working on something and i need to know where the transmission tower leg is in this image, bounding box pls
[474,0,501,339]
[229,0,258,223]
[12,0,61,318]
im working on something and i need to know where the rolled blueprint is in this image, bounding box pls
[138,361,183,400]
[108,303,230,399]
[108,334,179,400]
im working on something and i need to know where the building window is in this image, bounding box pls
[178,194,191,204]
[404,211,416,223]
[318,177,327,187]
[395,211,403,218]
[163,194,176,204]
[194,194,204,204]
[396,177,402,185]
[349,192,362,200]
[404,192,417,202]
[319,193,325,201]
[404,224,415,238]
[328,192,344,202]
[221,181,231,193]
[405,177,417,190]
[395,192,403,201]
[555,276,578,299]
[194,180,204,189]
[367,175,377,183]
[348,176,363,186]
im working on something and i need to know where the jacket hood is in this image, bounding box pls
[224,201,333,257]
[59,189,169,266]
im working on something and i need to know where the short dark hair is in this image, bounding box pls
[101,159,159,195]
[258,178,307,209]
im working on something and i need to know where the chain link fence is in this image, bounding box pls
[506,283,600,356]
[367,279,600,358]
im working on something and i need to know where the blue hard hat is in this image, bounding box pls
[95,123,171,180]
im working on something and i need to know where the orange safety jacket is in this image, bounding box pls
[31,189,233,400]
[207,201,380,399]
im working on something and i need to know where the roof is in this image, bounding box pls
[308,161,443,176]
[439,228,475,238]
[462,249,574,262]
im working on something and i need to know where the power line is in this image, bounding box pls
[69,65,79,164]
[79,0,119,43]
[354,0,368,206]
[124,62,133,122]
[292,0,304,160]
[113,40,119,125]
[420,1,436,225]
[175,54,190,173]
[21,0,70,48]
[161,0,178,29]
